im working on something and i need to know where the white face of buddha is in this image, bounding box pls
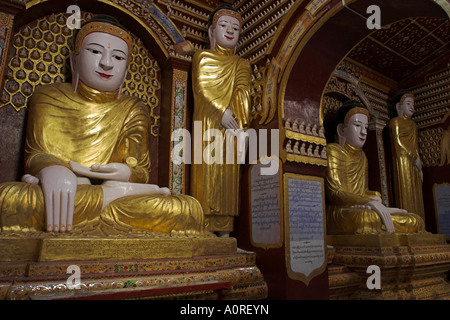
[209,15,241,49]
[340,113,369,149]
[397,97,415,118]
[72,32,129,92]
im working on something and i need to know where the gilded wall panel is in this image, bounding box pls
[0,12,14,92]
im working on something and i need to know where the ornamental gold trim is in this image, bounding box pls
[284,152,327,166]
[285,129,326,146]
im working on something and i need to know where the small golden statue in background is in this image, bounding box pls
[388,91,426,221]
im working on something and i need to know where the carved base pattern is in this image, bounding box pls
[328,233,450,300]
[0,252,268,300]
[328,264,361,300]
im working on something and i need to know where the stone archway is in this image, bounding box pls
[273,0,448,228]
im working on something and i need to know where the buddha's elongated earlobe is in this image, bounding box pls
[72,72,80,93]
[70,53,79,92]
[117,71,128,98]
[396,102,402,117]
[337,123,346,147]
[208,26,215,49]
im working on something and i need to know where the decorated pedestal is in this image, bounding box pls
[328,233,450,300]
[0,233,268,300]
[327,247,361,300]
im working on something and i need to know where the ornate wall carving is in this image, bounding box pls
[419,127,444,167]
[411,67,450,130]
[0,12,14,86]
[235,0,298,63]
[322,59,392,123]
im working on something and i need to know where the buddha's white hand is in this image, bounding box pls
[237,130,248,164]
[415,157,423,182]
[366,200,395,233]
[37,165,77,233]
[70,161,131,182]
[415,157,423,171]
[221,109,248,163]
[221,109,240,130]
[351,199,407,232]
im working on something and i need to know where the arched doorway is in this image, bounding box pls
[235,0,449,299]
[279,0,449,232]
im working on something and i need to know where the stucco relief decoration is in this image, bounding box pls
[250,60,270,121]
[419,127,445,167]
[0,12,14,79]
[283,98,327,167]
[110,0,184,57]
[170,69,188,194]
[326,77,362,105]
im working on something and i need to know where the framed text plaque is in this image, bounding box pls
[433,183,450,240]
[249,158,283,249]
[283,173,326,285]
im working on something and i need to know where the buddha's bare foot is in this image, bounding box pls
[21,174,39,185]
[101,181,171,210]
[217,231,230,238]
[387,207,408,214]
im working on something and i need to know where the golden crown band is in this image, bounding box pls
[344,107,370,126]
[400,93,414,104]
[74,22,132,59]
[212,9,243,29]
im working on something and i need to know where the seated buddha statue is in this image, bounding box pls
[325,100,425,235]
[0,15,204,236]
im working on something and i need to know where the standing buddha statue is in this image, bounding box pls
[190,4,251,236]
[388,91,425,221]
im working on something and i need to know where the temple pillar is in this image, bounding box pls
[0,11,13,93]
[365,118,391,206]
[0,1,25,92]
[0,1,26,184]
[159,57,190,194]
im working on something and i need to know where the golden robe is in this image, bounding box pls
[0,82,204,235]
[389,115,425,220]
[325,143,424,235]
[190,45,251,232]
